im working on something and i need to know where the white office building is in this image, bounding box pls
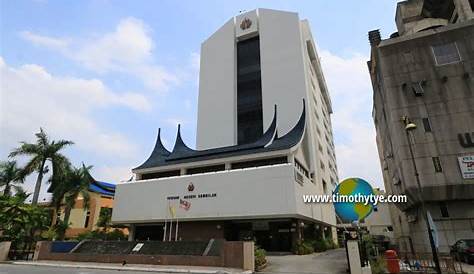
[112,8,339,251]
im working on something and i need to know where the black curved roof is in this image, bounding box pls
[134,100,306,171]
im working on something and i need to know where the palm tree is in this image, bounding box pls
[0,160,25,196]
[9,128,73,205]
[51,163,92,239]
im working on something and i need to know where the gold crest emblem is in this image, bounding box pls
[240,17,252,30]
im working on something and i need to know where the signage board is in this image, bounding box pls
[458,155,474,179]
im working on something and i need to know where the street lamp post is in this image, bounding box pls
[402,116,441,274]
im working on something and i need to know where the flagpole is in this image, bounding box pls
[175,217,179,241]
[163,203,168,242]
[168,205,173,241]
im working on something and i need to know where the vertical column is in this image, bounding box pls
[128,224,135,241]
[454,0,474,21]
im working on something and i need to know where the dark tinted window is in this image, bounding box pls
[141,170,180,180]
[187,164,225,175]
[432,43,460,65]
[439,202,449,217]
[237,36,263,144]
[422,118,432,132]
[432,157,443,172]
[231,157,287,170]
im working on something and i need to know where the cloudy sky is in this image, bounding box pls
[0,0,399,201]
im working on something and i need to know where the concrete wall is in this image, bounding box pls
[370,21,474,253]
[197,18,236,149]
[113,164,326,224]
[258,9,308,136]
[34,241,254,271]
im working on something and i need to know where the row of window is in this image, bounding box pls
[140,157,289,180]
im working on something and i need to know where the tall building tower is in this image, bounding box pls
[112,9,339,252]
[369,0,474,254]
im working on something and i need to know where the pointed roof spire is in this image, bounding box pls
[132,128,171,170]
[268,99,306,148]
[170,124,196,157]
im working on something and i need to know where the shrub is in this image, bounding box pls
[325,238,337,249]
[370,256,386,274]
[76,229,126,241]
[313,239,328,252]
[294,241,314,255]
[255,246,267,269]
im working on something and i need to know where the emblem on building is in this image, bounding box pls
[187,182,194,192]
[240,17,252,30]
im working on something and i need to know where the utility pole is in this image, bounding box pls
[402,116,441,274]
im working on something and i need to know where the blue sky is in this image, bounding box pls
[0,0,399,201]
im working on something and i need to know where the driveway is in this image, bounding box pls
[261,248,347,274]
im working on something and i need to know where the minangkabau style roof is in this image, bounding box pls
[134,100,306,171]
[47,167,116,196]
[83,168,116,196]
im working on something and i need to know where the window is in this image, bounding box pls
[432,157,443,172]
[294,159,309,178]
[84,210,91,228]
[141,170,180,180]
[231,157,287,170]
[440,202,449,218]
[322,180,327,194]
[320,161,325,170]
[432,43,461,65]
[237,36,263,144]
[422,118,432,132]
[387,226,394,232]
[187,164,225,175]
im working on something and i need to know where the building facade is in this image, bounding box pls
[112,9,339,252]
[48,176,120,238]
[369,0,474,254]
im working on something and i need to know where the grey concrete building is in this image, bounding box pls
[368,0,474,254]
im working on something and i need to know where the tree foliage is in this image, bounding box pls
[0,160,25,196]
[9,128,73,204]
[0,193,50,247]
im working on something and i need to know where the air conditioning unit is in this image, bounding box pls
[392,174,401,185]
[412,82,425,96]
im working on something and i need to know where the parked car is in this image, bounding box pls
[450,239,474,264]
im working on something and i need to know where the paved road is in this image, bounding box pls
[0,264,180,274]
[261,248,347,274]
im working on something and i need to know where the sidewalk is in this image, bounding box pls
[9,260,252,274]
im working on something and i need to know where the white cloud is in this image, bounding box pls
[20,17,178,92]
[0,56,147,158]
[319,50,384,189]
[164,117,187,127]
[94,165,133,183]
[190,52,200,70]
[19,31,69,51]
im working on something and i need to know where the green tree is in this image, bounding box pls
[51,163,92,239]
[0,192,50,247]
[97,207,113,232]
[0,160,25,196]
[9,128,73,205]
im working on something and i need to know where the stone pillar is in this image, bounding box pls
[454,0,474,21]
[128,224,135,241]
[0,241,11,261]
